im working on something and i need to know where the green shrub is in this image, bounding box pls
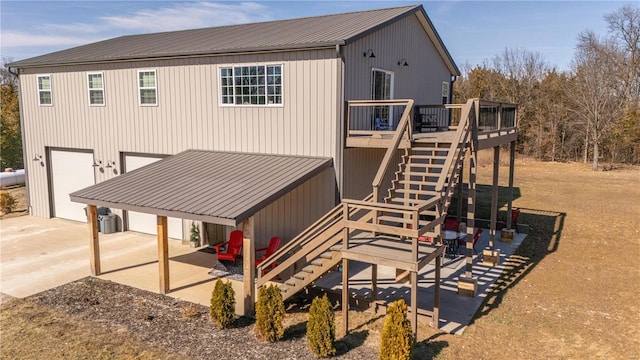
[0,191,16,214]
[254,284,285,342]
[306,294,336,358]
[210,279,235,329]
[379,299,414,360]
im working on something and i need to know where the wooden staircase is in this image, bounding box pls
[256,99,475,302]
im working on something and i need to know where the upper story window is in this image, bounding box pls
[87,72,104,106]
[441,81,450,105]
[138,70,157,106]
[220,64,282,106]
[37,75,52,106]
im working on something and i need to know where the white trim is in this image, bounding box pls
[87,72,105,106]
[218,63,284,108]
[137,69,158,106]
[37,74,53,106]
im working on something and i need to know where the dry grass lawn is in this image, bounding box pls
[1,159,639,359]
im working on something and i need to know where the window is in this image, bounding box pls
[87,73,104,106]
[220,64,282,106]
[371,68,394,129]
[441,81,450,105]
[138,70,157,106]
[37,75,52,106]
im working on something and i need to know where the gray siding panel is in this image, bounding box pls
[20,50,341,218]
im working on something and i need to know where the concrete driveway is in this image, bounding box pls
[0,216,217,305]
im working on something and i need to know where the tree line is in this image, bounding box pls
[453,4,639,170]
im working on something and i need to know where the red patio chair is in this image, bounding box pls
[444,216,460,231]
[255,236,282,267]
[471,227,484,254]
[214,230,244,265]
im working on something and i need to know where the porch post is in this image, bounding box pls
[433,253,440,329]
[457,158,464,221]
[87,205,100,276]
[410,271,418,338]
[242,217,255,315]
[483,146,501,266]
[157,215,169,294]
[371,264,377,302]
[507,141,516,229]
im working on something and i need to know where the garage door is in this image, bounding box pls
[50,149,95,222]
[124,155,183,239]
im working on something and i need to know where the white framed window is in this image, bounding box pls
[219,64,282,106]
[37,75,52,106]
[87,72,105,106]
[441,81,450,104]
[138,70,157,106]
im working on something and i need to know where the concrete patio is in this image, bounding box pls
[1,216,526,334]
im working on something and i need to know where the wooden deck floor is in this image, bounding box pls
[345,128,517,149]
[343,236,445,272]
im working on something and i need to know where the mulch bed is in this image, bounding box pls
[29,277,379,359]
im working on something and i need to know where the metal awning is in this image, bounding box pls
[70,150,333,226]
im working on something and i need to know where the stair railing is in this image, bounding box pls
[256,193,373,287]
[371,99,415,202]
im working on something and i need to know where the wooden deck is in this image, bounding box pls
[343,236,445,272]
[345,127,517,149]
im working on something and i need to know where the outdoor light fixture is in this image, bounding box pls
[92,160,102,168]
[398,59,409,67]
[105,160,116,169]
[32,155,42,161]
[363,49,376,58]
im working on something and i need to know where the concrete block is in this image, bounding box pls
[482,249,500,266]
[457,276,478,297]
[500,229,515,243]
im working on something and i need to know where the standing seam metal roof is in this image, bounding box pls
[69,150,333,226]
[9,4,458,75]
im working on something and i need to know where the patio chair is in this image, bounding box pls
[499,208,521,233]
[214,230,244,265]
[444,216,460,231]
[255,236,282,268]
[471,227,484,254]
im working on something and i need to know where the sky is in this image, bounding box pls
[0,0,633,72]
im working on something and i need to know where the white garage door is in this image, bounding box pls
[50,150,95,222]
[124,155,183,239]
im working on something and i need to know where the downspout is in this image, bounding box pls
[335,43,345,203]
[10,66,32,214]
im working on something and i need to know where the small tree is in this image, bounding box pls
[0,191,16,214]
[210,279,235,329]
[379,299,414,360]
[306,294,336,358]
[254,284,285,342]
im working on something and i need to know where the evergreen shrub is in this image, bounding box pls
[210,279,235,329]
[306,294,336,358]
[379,299,414,360]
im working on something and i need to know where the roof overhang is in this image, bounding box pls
[70,150,333,227]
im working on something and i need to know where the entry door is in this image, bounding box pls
[372,68,394,129]
[49,149,95,222]
[124,155,183,239]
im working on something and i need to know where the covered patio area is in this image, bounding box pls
[70,149,333,315]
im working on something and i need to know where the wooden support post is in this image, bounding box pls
[342,258,349,336]
[464,147,476,279]
[243,217,255,315]
[507,141,516,230]
[371,264,377,302]
[410,271,418,338]
[87,205,100,276]
[433,253,440,329]
[157,215,169,294]
[457,158,464,221]
[489,146,499,250]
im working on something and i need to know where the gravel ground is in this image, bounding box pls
[29,277,379,359]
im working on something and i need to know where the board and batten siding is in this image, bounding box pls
[252,167,336,249]
[340,12,453,200]
[19,49,343,219]
[343,12,452,103]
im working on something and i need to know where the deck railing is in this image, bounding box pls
[346,99,414,137]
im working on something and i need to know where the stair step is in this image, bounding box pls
[285,279,296,286]
[398,180,439,186]
[330,245,342,251]
[404,162,444,168]
[310,259,324,266]
[292,273,306,280]
[319,252,333,260]
[302,265,315,273]
[393,188,439,196]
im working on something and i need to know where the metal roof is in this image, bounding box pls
[9,5,459,75]
[70,150,333,226]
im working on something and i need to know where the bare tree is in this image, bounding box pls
[605,4,640,110]
[570,31,626,171]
